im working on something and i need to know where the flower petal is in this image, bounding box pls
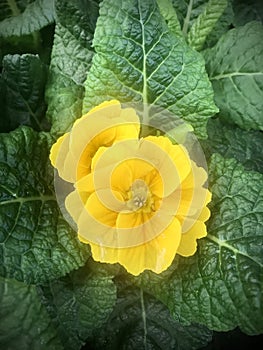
[50,133,78,182]
[139,136,192,197]
[176,219,207,257]
[53,101,141,183]
[71,102,140,179]
[116,211,151,228]
[65,190,86,224]
[75,173,95,193]
[76,189,125,247]
[181,161,208,188]
[91,141,155,194]
[84,190,121,226]
[50,133,69,168]
[144,168,164,198]
[198,206,211,222]
[89,217,181,275]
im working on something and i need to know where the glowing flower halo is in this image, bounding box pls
[50,100,211,276]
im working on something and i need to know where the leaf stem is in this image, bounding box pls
[138,0,150,126]
[140,288,147,350]
[138,0,148,106]
[0,195,55,207]
[210,71,263,80]
[183,0,193,37]
[7,0,20,16]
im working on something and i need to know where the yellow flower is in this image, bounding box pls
[50,100,211,276]
[50,100,140,182]
[64,136,211,276]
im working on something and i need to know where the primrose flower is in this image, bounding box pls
[50,100,211,276]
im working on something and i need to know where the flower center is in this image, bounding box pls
[126,179,153,212]
[133,194,147,208]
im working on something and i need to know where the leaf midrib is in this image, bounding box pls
[206,234,263,268]
[0,195,55,206]
[140,288,147,350]
[138,0,148,106]
[210,71,263,80]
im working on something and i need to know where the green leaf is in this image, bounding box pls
[156,0,183,38]
[49,24,93,86]
[55,0,99,48]
[232,0,263,27]
[0,276,63,349]
[46,73,85,135]
[0,127,90,284]
[83,0,218,139]
[0,1,36,22]
[46,0,100,135]
[88,278,212,349]
[204,21,263,130]
[0,0,26,22]
[39,263,117,350]
[171,0,233,49]
[188,0,228,51]
[1,54,48,132]
[0,0,55,38]
[137,154,263,335]
[171,0,208,36]
[204,1,234,49]
[201,118,263,173]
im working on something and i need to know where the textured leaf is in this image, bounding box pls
[0,0,55,38]
[0,0,36,21]
[204,1,234,49]
[83,0,218,139]
[232,0,263,27]
[201,118,263,173]
[55,0,99,48]
[0,127,90,284]
[171,0,208,35]
[88,278,212,350]
[0,54,48,132]
[49,24,93,86]
[171,0,234,48]
[39,263,117,350]
[156,0,183,38]
[46,0,100,135]
[46,73,85,135]
[137,154,263,335]
[204,21,263,130]
[0,276,63,350]
[0,0,16,22]
[188,0,228,51]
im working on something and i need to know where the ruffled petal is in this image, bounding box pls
[139,136,192,196]
[84,190,122,226]
[52,101,141,183]
[71,101,140,180]
[76,189,126,247]
[50,133,69,168]
[65,190,86,224]
[176,220,207,257]
[177,199,211,257]
[50,133,78,182]
[91,142,155,194]
[144,169,164,198]
[75,173,95,193]
[89,216,181,275]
